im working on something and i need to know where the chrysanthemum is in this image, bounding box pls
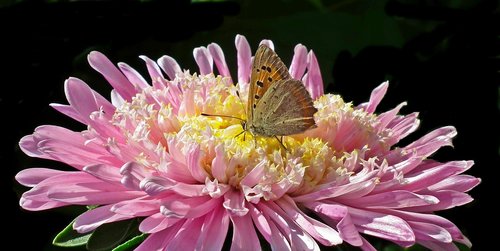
[17,35,479,251]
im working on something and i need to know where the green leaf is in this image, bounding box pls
[52,220,92,247]
[86,219,138,251]
[111,234,147,251]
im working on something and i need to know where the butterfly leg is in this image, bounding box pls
[274,136,288,151]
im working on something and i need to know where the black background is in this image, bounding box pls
[2,0,498,250]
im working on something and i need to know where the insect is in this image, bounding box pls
[203,44,317,148]
[244,44,317,139]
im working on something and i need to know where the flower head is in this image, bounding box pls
[17,35,479,250]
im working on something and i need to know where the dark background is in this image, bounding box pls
[2,0,498,250]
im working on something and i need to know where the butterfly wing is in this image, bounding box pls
[251,79,317,137]
[247,45,291,125]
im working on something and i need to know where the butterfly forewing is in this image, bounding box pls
[248,45,291,123]
[251,79,317,137]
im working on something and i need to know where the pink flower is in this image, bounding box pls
[16,34,479,250]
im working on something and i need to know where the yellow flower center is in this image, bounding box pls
[111,73,386,199]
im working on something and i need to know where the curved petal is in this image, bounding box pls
[139,55,165,86]
[118,62,150,90]
[304,50,324,99]
[289,44,308,79]
[15,168,65,187]
[88,51,136,100]
[49,103,86,124]
[277,196,342,246]
[193,46,213,75]
[230,213,261,251]
[135,221,183,251]
[74,205,133,233]
[139,213,181,234]
[361,81,389,113]
[197,207,229,250]
[158,55,182,80]
[235,34,252,84]
[208,43,231,78]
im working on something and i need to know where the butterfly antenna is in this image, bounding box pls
[201,113,245,122]
[274,136,288,151]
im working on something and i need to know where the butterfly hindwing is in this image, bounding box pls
[248,45,291,123]
[252,79,317,137]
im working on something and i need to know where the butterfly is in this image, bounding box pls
[202,44,317,147]
[243,44,317,139]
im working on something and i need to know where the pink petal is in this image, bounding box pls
[259,202,320,251]
[197,207,229,250]
[362,81,389,113]
[293,178,377,202]
[277,196,342,246]
[402,160,474,192]
[248,204,272,242]
[49,103,86,124]
[259,39,274,51]
[20,172,106,210]
[110,197,159,216]
[47,181,142,205]
[240,159,266,188]
[88,51,136,100]
[208,43,231,78]
[139,213,181,234]
[267,219,292,251]
[410,221,452,243]
[120,161,151,190]
[230,214,261,251]
[135,221,183,251]
[377,102,407,130]
[304,50,324,99]
[20,185,69,211]
[83,163,122,185]
[140,176,211,197]
[428,175,481,192]
[161,196,221,219]
[64,77,101,121]
[304,202,361,246]
[346,190,438,209]
[336,209,363,246]
[157,55,182,80]
[139,55,165,85]
[289,44,308,79]
[186,144,209,182]
[235,34,252,84]
[139,176,174,195]
[73,205,133,233]
[193,46,213,75]
[348,207,415,246]
[110,89,125,107]
[20,125,120,170]
[211,144,228,182]
[383,209,467,243]
[64,78,117,135]
[388,112,420,141]
[15,168,65,187]
[405,126,457,157]
[407,190,473,212]
[223,189,249,216]
[117,62,150,90]
[165,217,204,250]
